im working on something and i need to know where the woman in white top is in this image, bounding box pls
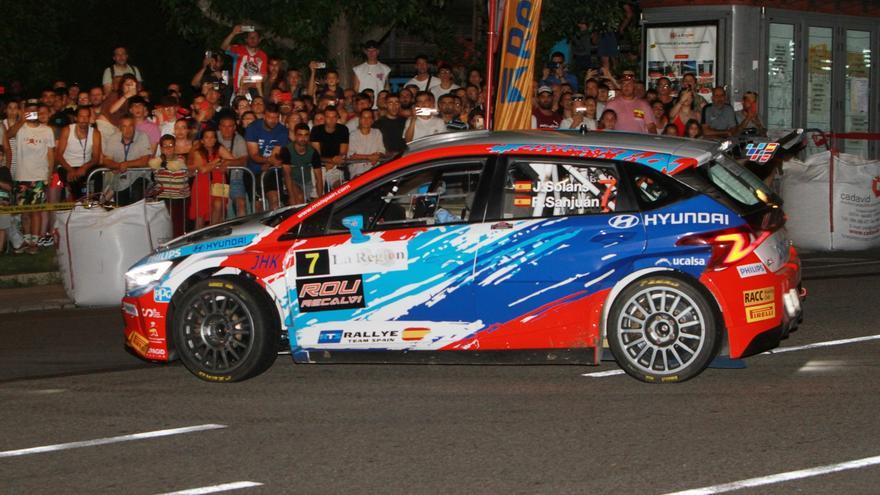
[559,96,598,131]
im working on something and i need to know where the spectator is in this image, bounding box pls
[680,72,706,110]
[76,92,90,107]
[353,40,391,107]
[102,46,143,94]
[541,51,579,91]
[399,88,415,118]
[308,65,345,103]
[685,119,703,139]
[531,86,561,130]
[404,91,446,142]
[0,160,22,253]
[655,77,675,113]
[651,100,669,134]
[701,86,738,139]
[406,54,435,92]
[66,83,81,109]
[669,87,701,136]
[217,114,249,216]
[571,20,598,76]
[102,113,152,205]
[100,74,139,127]
[467,69,483,90]
[245,102,288,210]
[281,123,323,204]
[663,123,679,136]
[221,25,268,93]
[346,93,372,133]
[6,103,55,253]
[560,94,597,131]
[128,96,160,153]
[155,95,180,137]
[599,109,617,130]
[644,88,658,104]
[56,106,102,200]
[310,106,349,190]
[263,57,284,96]
[189,128,231,227]
[190,52,226,91]
[437,94,468,131]
[251,96,266,119]
[605,75,656,134]
[373,93,407,154]
[2,100,21,173]
[284,69,304,98]
[429,64,460,104]
[733,91,766,138]
[347,109,385,178]
[88,86,105,109]
[596,83,611,112]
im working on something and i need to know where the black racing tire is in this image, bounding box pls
[608,275,719,383]
[173,277,279,382]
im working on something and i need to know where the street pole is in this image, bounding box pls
[485,0,498,131]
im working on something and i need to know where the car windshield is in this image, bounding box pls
[704,153,777,207]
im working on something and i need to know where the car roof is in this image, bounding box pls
[405,129,721,164]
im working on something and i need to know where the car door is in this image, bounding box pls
[449,157,647,351]
[284,158,494,353]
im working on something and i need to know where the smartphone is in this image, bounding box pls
[415,107,436,117]
[315,62,327,69]
[25,112,38,121]
[205,50,213,58]
[607,90,617,99]
[241,25,255,32]
[221,71,229,84]
[575,106,587,113]
[245,93,253,102]
[212,82,221,91]
[243,74,263,83]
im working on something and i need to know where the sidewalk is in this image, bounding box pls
[0,284,76,314]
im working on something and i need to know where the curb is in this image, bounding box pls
[0,271,62,288]
[0,301,78,315]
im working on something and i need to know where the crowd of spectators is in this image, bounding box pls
[0,23,766,256]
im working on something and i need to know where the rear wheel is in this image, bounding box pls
[608,276,719,383]
[173,277,278,382]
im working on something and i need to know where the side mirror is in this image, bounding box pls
[342,214,369,244]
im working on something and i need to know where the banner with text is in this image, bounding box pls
[494,0,543,130]
[646,24,717,103]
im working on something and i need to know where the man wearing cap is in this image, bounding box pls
[531,86,561,130]
[604,75,656,134]
[353,40,391,109]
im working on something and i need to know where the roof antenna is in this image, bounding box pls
[579,122,589,135]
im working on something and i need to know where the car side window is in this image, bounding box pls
[629,164,690,211]
[501,161,619,219]
[328,161,484,233]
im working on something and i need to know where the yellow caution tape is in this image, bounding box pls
[0,202,79,214]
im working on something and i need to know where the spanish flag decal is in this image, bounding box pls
[513,181,533,192]
[513,196,532,207]
[402,328,430,341]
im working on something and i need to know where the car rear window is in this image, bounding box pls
[703,153,776,207]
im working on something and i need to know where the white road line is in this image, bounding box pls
[582,369,625,378]
[158,481,263,495]
[0,424,226,459]
[662,454,880,495]
[582,334,880,378]
[763,334,880,354]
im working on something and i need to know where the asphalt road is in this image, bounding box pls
[2,257,880,495]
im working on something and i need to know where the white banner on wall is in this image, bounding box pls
[646,24,717,102]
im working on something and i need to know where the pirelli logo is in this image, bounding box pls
[743,287,776,323]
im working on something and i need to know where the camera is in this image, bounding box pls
[547,62,558,70]
[212,82,221,91]
[241,25,255,33]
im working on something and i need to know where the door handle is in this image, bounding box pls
[491,221,513,230]
[590,231,636,243]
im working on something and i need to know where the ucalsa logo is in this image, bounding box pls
[873,176,880,198]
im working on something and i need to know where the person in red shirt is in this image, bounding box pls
[221,25,268,94]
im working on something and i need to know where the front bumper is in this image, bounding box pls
[122,290,172,362]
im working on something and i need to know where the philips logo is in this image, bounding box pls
[609,215,640,229]
[737,262,767,278]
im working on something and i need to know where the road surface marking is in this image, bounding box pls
[0,424,226,458]
[763,334,880,354]
[582,369,626,378]
[661,454,880,495]
[582,334,880,378]
[157,481,263,494]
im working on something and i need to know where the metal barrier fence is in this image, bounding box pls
[258,158,373,210]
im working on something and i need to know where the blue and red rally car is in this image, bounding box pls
[122,130,804,383]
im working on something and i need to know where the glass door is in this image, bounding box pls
[767,23,795,132]
[845,30,871,158]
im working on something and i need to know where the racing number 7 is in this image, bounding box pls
[295,249,330,277]
[305,252,320,275]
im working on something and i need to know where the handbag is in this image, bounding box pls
[211,182,230,198]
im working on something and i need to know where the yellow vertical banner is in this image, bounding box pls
[494,0,543,131]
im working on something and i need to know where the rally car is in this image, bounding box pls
[122,130,804,383]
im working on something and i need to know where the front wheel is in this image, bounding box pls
[173,277,279,382]
[608,276,719,383]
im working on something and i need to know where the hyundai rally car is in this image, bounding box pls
[122,130,804,383]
